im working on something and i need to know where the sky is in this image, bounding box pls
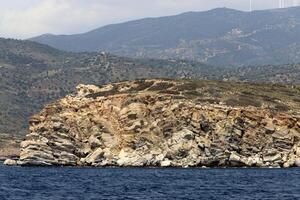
[0,0,299,39]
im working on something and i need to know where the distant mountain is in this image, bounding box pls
[30,7,300,66]
[1,38,300,136]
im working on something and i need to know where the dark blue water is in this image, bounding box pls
[1,163,300,200]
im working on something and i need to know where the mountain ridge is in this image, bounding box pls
[30,6,300,65]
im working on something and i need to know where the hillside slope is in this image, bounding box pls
[31,7,300,65]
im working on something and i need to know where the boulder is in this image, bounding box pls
[160,160,171,167]
[283,159,295,168]
[229,152,241,163]
[85,148,104,164]
[117,156,146,167]
[3,159,17,166]
[263,154,282,163]
[265,125,275,134]
[53,122,63,131]
[246,155,263,167]
[88,135,102,149]
[295,158,300,167]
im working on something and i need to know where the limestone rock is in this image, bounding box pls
[295,158,300,167]
[15,79,300,168]
[161,160,171,167]
[85,148,104,164]
[263,153,282,163]
[283,158,295,168]
[3,159,17,166]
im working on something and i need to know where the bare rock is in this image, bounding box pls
[263,151,282,163]
[15,79,300,167]
[283,159,295,168]
[295,158,300,167]
[3,159,17,166]
[160,160,171,167]
[85,148,104,164]
[229,152,241,163]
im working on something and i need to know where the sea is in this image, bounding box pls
[0,163,300,200]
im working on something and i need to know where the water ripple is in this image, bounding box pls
[0,165,300,200]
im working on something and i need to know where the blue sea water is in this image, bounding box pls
[0,163,300,200]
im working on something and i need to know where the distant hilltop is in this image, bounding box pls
[30,6,300,66]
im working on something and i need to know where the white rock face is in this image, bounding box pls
[161,160,171,167]
[4,159,17,166]
[295,158,300,167]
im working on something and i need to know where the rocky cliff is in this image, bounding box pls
[16,79,300,167]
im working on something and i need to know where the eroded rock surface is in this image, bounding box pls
[17,79,300,167]
[3,159,17,166]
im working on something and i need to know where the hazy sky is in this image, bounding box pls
[0,0,299,39]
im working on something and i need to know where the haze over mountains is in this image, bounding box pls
[31,7,300,66]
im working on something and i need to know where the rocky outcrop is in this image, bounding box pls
[17,79,300,167]
[3,159,17,166]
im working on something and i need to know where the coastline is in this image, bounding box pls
[1,160,299,169]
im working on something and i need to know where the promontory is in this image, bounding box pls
[12,79,300,168]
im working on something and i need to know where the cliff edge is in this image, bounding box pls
[15,79,300,167]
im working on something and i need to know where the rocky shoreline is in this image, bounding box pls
[6,79,300,168]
